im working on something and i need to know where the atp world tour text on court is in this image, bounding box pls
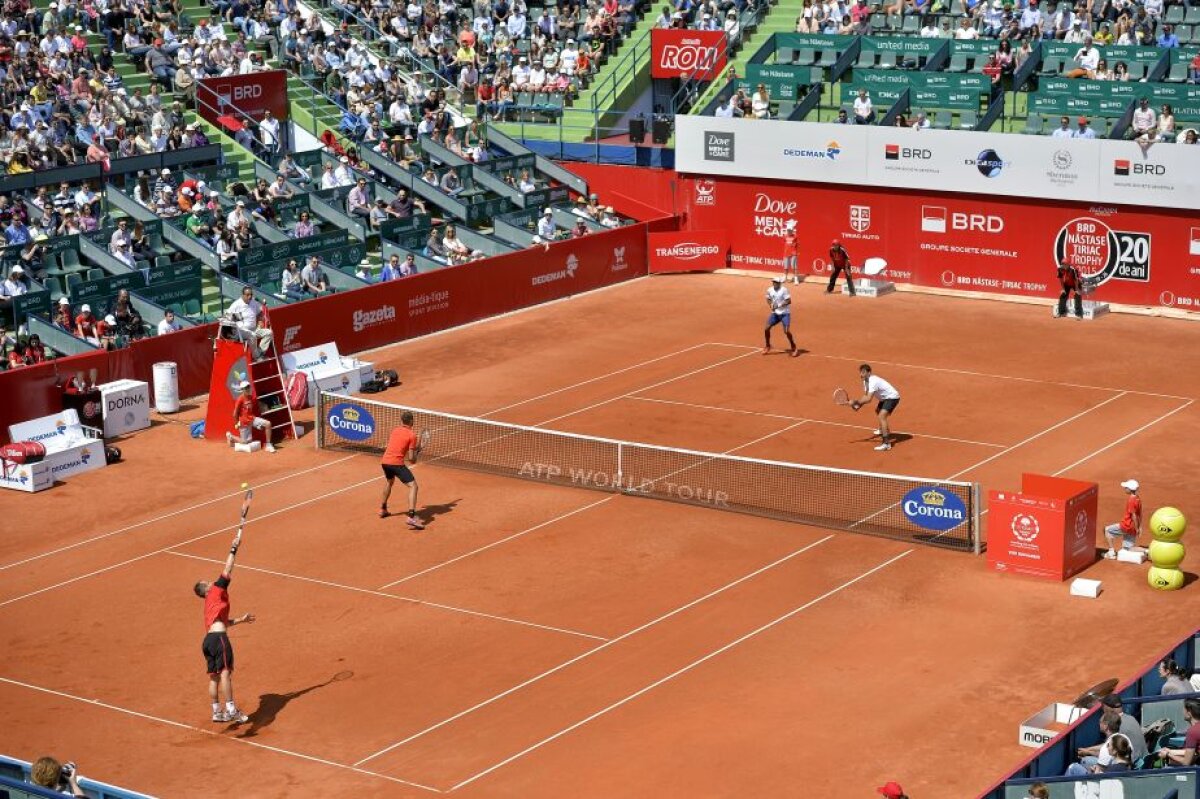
[517,462,732,507]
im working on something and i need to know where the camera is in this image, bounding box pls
[61,762,75,779]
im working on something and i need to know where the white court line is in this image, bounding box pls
[0,454,360,572]
[708,342,1192,401]
[0,473,381,610]
[450,548,915,791]
[626,395,1007,449]
[531,350,760,428]
[378,497,616,590]
[352,534,836,767]
[477,343,714,418]
[167,551,606,642]
[1051,399,1195,477]
[0,676,443,793]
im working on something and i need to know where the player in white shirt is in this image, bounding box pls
[763,277,800,357]
[850,363,901,451]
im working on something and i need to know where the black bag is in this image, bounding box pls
[360,379,387,394]
[376,369,400,387]
[105,445,122,464]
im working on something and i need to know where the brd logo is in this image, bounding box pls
[902,486,967,532]
[327,403,376,441]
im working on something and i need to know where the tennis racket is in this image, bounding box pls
[413,428,431,461]
[239,489,254,526]
[833,388,851,406]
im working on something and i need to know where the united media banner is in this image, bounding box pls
[651,30,728,80]
[269,224,649,355]
[682,173,1200,310]
[648,230,728,273]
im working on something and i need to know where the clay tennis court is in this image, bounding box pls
[3,272,1199,798]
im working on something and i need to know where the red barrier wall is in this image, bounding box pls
[0,325,215,444]
[271,223,647,354]
[562,162,681,224]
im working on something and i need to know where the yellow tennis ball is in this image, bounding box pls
[241,482,249,490]
[1150,507,1187,543]
[1149,540,1186,569]
[1148,566,1185,591]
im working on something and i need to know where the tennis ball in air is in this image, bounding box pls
[1148,565,1185,591]
[1149,540,1186,569]
[241,482,249,490]
[1149,507,1187,543]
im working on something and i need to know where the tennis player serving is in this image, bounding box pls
[379,410,426,528]
[193,499,256,724]
[763,277,800,357]
[849,363,901,451]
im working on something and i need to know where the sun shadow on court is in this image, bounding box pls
[854,432,913,446]
[415,498,460,524]
[234,670,353,738]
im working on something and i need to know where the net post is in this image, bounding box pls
[315,391,324,450]
[616,442,623,495]
[971,481,982,555]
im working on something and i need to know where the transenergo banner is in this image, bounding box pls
[682,173,1200,310]
[651,30,728,80]
[648,230,728,273]
[674,115,1200,211]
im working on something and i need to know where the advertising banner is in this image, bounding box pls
[681,172,1200,310]
[674,115,1200,210]
[196,70,290,128]
[650,30,728,80]
[648,230,728,273]
[269,224,648,355]
[987,474,1098,581]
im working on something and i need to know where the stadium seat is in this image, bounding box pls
[1022,113,1044,134]
[1178,24,1193,43]
[44,276,64,301]
[183,299,202,317]
[1167,61,1190,82]
[869,13,886,31]
[60,249,81,268]
[795,48,816,66]
[947,54,968,73]
[877,51,900,69]
[901,15,919,33]
[155,255,172,267]
[1092,117,1110,137]
[810,66,825,83]
[932,110,951,129]
[1187,6,1200,23]
[959,109,978,130]
[778,47,794,64]
[1129,62,1149,80]
[1040,57,1063,76]
[65,272,83,295]
[778,101,795,119]
[816,49,837,68]
[1165,4,1184,23]
[87,269,104,281]
[857,48,878,68]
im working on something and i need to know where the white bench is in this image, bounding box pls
[281,343,374,405]
[8,408,107,486]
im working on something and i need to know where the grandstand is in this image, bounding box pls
[3,0,1200,794]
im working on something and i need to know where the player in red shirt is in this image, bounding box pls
[826,240,856,296]
[1055,260,1084,319]
[1104,478,1142,559]
[226,381,276,453]
[193,525,256,723]
[379,410,425,528]
[781,220,799,284]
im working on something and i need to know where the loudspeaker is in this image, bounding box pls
[628,118,645,143]
[652,117,670,144]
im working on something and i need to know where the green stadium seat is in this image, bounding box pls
[795,48,816,66]
[87,268,104,281]
[810,66,825,83]
[1022,113,1044,134]
[1040,57,1063,76]
[65,272,82,295]
[183,299,202,317]
[869,13,886,32]
[959,109,978,130]
[933,110,951,129]
[816,49,837,67]
[901,14,919,33]
[1167,61,1190,82]
[44,276,64,301]
[1177,24,1193,43]
[947,54,968,73]
[1129,62,1149,80]
[1092,117,1110,137]
[877,51,900,69]
[60,249,81,268]
[777,101,795,119]
[778,47,794,64]
[857,48,878,68]
[1165,5,1184,24]
[155,255,172,267]
[1187,6,1200,23]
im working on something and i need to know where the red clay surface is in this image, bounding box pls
[3,272,1200,799]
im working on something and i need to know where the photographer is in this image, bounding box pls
[30,756,87,797]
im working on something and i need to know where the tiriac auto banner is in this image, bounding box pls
[651,30,728,79]
[269,224,647,355]
[682,174,1200,311]
[648,230,728,273]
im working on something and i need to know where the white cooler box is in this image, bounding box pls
[7,408,107,488]
[281,343,374,406]
[99,379,151,437]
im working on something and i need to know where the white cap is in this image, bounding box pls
[1120,479,1139,492]
[785,220,796,230]
[81,303,91,312]
[531,235,544,243]
[771,276,782,282]
[11,265,24,274]
[210,190,219,197]
[59,296,70,305]
[339,155,349,163]
[543,208,552,215]
[236,199,246,206]
[105,314,117,325]
[238,380,251,390]
[161,168,171,175]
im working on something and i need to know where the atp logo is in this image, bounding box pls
[694,179,716,206]
[281,325,302,351]
[566,254,578,277]
[611,246,628,272]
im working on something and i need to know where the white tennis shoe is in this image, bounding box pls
[874,443,892,451]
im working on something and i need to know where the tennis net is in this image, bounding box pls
[317,391,981,552]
